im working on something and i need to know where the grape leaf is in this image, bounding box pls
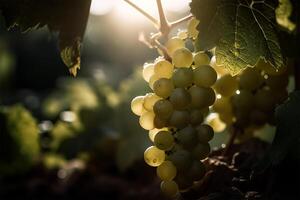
[0,0,91,76]
[190,0,285,75]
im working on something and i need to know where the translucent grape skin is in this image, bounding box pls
[172,68,193,88]
[165,37,185,55]
[154,131,174,150]
[153,78,174,98]
[143,63,154,82]
[193,65,217,87]
[160,181,179,197]
[143,93,161,111]
[172,48,193,68]
[139,111,155,130]
[194,52,210,67]
[154,59,174,79]
[144,146,165,167]
[189,86,216,108]
[131,96,145,116]
[214,74,238,97]
[169,88,191,110]
[157,161,177,181]
[153,99,174,120]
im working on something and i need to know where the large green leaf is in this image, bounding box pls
[190,0,285,75]
[0,0,92,76]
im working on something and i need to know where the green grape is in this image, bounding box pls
[174,174,193,191]
[153,99,173,120]
[154,115,168,129]
[196,124,214,142]
[143,93,161,111]
[172,48,193,68]
[175,125,198,149]
[168,110,190,129]
[188,160,206,181]
[160,181,179,197]
[149,74,160,89]
[212,97,232,114]
[265,73,289,89]
[131,96,145,116]
[189,86,215,108]
[232,90,254,111]
[154,59,174,79]
[187,17,199,39]
[207,113,226,132]
[214,74,238,96]
[170,88,191,110]
[157,161,177,181]
[250,109,268,126]
[144,146,165,167]
[154,131,175,150]
[192,143,210,160]
[165,37,185,55]
[172,68,193,88]
[254,89,275,112]
[190,110,204,125]
[153,78,174,98]
[149,128,168,142]
[168,150,193,171]
[143,63,154,82]
[239,67,263,91]
[139,111,155,130]
[194,52,210,67]
[193,65,217,87]
[210,56,228,76]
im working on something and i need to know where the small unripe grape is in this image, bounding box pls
[232,90,254,111]
[131,96,145,116]
[168,110,190,129]
[153,78,174,98]
[189,86,215,108]
[165,37,185,55]
[154,131,174,150]
[154,59,174,79]
[193,65,217,87]
[172,68,193,88]
[144,146,165,167]
[170,88,191,110]
[194,52,210,67]
[254,89,275,111]
[190,110,204,125]
[196,124,214,142]
[239,67,263,91]
[188,160,206,181]
[160,181,179,197]
[212,97,232,114]
[168,150,193,171]
[214,74,238,96]
[187,17,199,39]
[157,161,177,181]
[172,48,193,68]
[143,93,161,111]
[139,111,155,130]
[175,125,198,149]
[193,143,211,160]
[143,63,154,82]
[153,99,173,120]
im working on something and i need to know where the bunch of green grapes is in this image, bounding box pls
[212,58,290,133]
[131,18,217,197]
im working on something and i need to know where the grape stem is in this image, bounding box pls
[222,127,240,157]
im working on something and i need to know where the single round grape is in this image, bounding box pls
[170,88,191,110]
[131,96,145,116]
[187,17,199,39]
[160,181,179,197]
[168,110,190,129]
[154,131,174,150]
[149,128,161,142]
[157,161,177,181]
[193,143,210,160]
[143,63,154,82]
[189,86,215,108]
[232,90,254,111]
[194,52,210,67]
[172,68,193,88]
[149,74,160,89]
[210,56,228,76]
[239,67,263,91]
[196,124,214,142]
[168,150,193,171]
[214,74,238,96]
[254,89,275,112]
[193,65,217,87]
[172,48,193,68]
[190,110,204,125]
[153,99,173,120]
[154,59,174,79]
[265,73,289,89]
[153,78,174,98]
[175,125,198,149]
[139,111,155,130]
[143,93,161,111]
[165,37,185,55]
[154,115,168,129]
[188,160,206,181]
[144,146,165,167]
